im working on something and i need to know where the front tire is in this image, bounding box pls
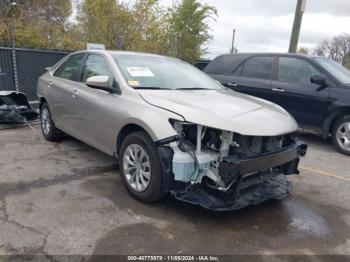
[119,131,165,203]
[332,115,350,156]
[40,102,63,142]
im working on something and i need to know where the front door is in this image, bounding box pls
[271,56,331,129]
[69,54,120,153]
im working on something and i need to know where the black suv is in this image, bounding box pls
[204,53,350,155]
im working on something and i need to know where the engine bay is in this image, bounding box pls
[169,121,307,193]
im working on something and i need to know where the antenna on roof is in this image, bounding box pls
[87,43,105,50]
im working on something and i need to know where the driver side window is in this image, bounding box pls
[277,57,320,84]
[81,54,115,87]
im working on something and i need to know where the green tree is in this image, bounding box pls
[127,0,165,53]
[0,0,79,51]
[163,0,217,63]
[1,0,218,58]
[78,0,164,52]
[78,0,118,48]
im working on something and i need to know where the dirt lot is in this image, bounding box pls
[0,125,349,258]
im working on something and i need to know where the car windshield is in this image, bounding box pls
[314,57,350,85]
[113,54,223,90]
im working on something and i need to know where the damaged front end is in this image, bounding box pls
[0,91,38,124]
[159,120,307,211]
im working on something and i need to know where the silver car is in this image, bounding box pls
[37,50,307,211]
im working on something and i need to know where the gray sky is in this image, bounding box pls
[187,0,350,58]
[74,0,350,58]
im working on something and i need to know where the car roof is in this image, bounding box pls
[71,49,168,59]
[214,52,312,58]
[204,52,316,74]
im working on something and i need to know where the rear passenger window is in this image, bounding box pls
[277,57,320,83]
[54,54,84,81]
[242,57,274,80]
[204,55,236,74]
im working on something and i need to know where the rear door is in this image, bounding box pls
[225,56,275,101]
[49,53,85,128]
[271,56,331,129]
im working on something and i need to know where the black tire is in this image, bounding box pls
[119,131,165,203]
[331,115,350,156]
[40,102,64,142]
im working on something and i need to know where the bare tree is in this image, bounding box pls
[314,33,350,65]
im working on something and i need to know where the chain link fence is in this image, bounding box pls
[0,47,69,105]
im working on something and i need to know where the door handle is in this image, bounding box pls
[48,81,53,88]
[272,88,285,92]
[227,82,238,87]
[72,89,79,98]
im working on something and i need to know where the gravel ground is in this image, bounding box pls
[0,125,349,259]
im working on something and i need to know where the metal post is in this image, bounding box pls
[289,0,306,53]
[196,125,203,153]
[9,1,19,91]
[10,22,19,91]
[231,29,236,53]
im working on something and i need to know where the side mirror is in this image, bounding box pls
[311,75,328,87]
[86,76,117,93]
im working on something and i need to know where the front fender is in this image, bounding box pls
[121,115,180,142]
[114,105,184,155]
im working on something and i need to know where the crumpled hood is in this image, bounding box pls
[138,89,298,136]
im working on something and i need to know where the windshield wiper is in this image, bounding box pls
[176,87,211,90]
[134,86,171,90]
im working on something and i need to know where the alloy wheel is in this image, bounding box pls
[123,144,151,192]
[336,122,350,152]
[41,107,51,135]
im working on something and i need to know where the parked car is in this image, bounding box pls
[193,59,211,70]
[37,50,307,211]
[204,53,350,155]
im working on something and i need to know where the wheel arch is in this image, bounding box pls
[322,106,350,138]
[116,123,154,156]
[39,97,47,109]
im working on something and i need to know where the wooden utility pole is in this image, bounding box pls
[231,29,236,53]
[288,0,306,53]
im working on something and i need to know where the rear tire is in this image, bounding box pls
[331,115,350,156]
[119,131,165,203]
[40,102,64,142]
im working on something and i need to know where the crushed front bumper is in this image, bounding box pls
[167,140,308,211]
[219,141,308,185]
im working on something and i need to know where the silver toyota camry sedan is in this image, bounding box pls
[37,49,307,211]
